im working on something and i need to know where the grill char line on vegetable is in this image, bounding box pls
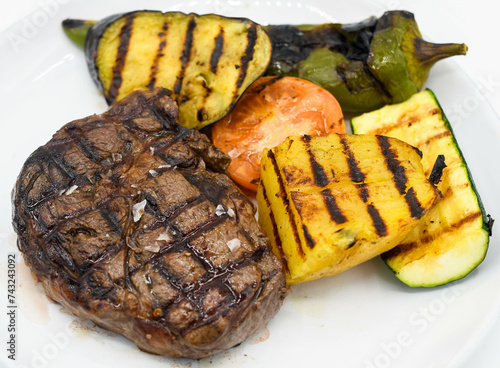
[64,11,272,130]
[257,133,441,284]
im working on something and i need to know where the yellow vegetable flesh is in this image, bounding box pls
[257,133,438,284]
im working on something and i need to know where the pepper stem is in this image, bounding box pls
[414,38,468,65]
[62,19,97,48]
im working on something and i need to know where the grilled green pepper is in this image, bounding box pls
[264,10,467,113]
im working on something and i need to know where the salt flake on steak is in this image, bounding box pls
[144,243,161,253]
[227,238,241,253]
[133,199,147,222]
[215,204,226,216]
[156,228,172,243]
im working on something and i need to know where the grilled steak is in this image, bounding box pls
[12,88,287,359]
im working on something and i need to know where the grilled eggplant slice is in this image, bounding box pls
[256,133,439,284]
[83,11,272,129]
[351,89,493,287]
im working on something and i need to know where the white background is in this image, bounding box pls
[1,0,499,367]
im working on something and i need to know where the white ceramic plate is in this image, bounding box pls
[1,1,500,367]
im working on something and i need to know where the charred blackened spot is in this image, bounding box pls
[174,17,197,95]
[358,183,369,203]
[148,32,168,90]
[487,215,495,236]
[301,135,330,187]
[302,225,315,249]
[345,239,357,249]
[261,185,289,274]
[142,192,160,216]
[49,239,76,272]
[197,108,207,122]
[375,10,414,33]
[107,13,136,104]
[321,189,347,224]
[235,23,258,90]
[378,135,426,218]
[367,203,387,237]
[157,40,167,54]
[268,149,305,259]
[99,205,123,234]
[153,106,179,131]
[340,137,365,184]
[377,135,406,193]
[363,63,392,99]
[336,65,353,93]
[428,154,446,187]
[210,28,224,74]
[341,136,387,236]
[404,187,425,219]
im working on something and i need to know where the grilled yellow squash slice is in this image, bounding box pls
[351,89,492,287]
[256,133,439,284]
[85,11,272,129]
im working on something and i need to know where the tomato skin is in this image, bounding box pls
[212,76,345,191]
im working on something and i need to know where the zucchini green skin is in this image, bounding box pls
[428,91,491,236]
[350,89,493,287]
[264,11,467,113]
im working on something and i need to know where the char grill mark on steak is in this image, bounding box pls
[66,125,101,163]
[12,88,287,359]
[128,190,270,336]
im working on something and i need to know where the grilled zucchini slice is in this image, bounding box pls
[256,133,439,284]
[85,11,272,129]
[351,89,492,287]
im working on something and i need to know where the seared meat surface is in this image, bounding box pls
[12,88,287,359]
